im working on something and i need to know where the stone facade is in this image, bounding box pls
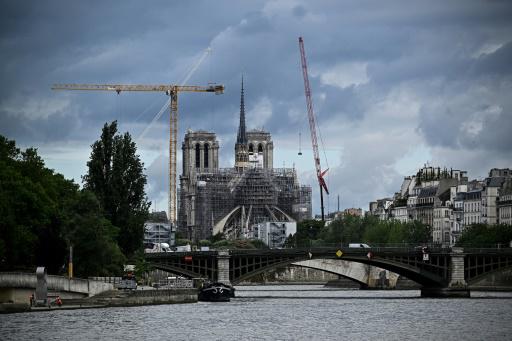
[369,166,512,246]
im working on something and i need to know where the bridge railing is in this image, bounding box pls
[463,247,512,254]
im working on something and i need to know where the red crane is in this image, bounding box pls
[298,36,329,222]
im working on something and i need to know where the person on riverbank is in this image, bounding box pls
[55,296,62,307]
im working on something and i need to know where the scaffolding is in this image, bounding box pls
[178,167,311,241]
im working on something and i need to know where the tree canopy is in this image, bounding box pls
[0,135,124,276]
[285,215,432,247]
[456,224,512,247]
[83,121,150,257]
[1,124,150,277]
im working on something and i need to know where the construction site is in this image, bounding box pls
[178,79,312,242]
[52,37,324,246]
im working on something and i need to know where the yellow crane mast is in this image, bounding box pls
[52,83,224,225]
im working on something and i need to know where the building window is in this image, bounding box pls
[195,143,200,168]
[248,143,254,153]
[204,144,209,168]
[258,143,263,153]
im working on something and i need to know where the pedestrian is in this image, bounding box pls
[56,296,62,307]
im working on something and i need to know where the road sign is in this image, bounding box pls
[336,250,343,257]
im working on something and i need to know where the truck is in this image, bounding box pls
[144,242,172,253]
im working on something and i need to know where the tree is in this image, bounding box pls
[0,136,69,272]
[0,135,127,276]
[291,220,325,247]
[65,191,125,277]
[456,223,512,247]
[83,121,150,257]
[134,250,152,285]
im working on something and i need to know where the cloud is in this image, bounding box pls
[1,96,71,120]
[320,62,369,89]
[247,96,273,129]
[1,0,512,215]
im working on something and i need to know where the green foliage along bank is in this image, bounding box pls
[0,122,149,277]
[286,215,432,247]
[456,223,512,248]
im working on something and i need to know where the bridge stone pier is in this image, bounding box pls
[421,247,469,298]
[217,250,231,285]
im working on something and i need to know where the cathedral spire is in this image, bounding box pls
[235,75,249,169]
[237,76,247,144]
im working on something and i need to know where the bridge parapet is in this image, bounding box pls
[0,272,114,297]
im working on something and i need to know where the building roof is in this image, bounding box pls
[486,176,506,187]
[466,190,482,200]
[454,192,466,201]
[418,186,438,198]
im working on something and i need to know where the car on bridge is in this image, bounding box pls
[349,243,371,248]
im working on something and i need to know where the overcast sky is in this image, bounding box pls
[1,0,511,216]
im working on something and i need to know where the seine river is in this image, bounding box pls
[1,285,512,340]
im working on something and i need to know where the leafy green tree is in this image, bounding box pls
[363,220,390,245]
[65,191,125,277]
[405,220,432,244]
[134,250,153,285]
[176,238,192,246]
[210,232,226,243]
[83,121,150,257]
[0,136,69,272]
[292,220,325,247]
[294,214,431,247]
[456,224,512,247]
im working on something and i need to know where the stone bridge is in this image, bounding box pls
[145,247,512,297]
[0,272,114,303]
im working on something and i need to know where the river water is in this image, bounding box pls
[1,285,512,340]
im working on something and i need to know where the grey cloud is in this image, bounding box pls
[471,41,512,76]
[2,1,512,213]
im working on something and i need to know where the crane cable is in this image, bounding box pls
[136,47,212,143]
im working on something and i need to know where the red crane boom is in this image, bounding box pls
[298,36,329,221]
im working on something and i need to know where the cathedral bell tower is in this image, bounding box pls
[235,76,249,169]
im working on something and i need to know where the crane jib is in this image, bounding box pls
[50,81,224,225]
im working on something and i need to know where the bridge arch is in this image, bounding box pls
[231,256,442,287]
[291,259,368,286]
[467,264,512,287]
[292,259,391,287]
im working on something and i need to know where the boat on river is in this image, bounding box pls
[198,282,234,302]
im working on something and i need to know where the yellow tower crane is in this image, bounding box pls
[52,83,224,225]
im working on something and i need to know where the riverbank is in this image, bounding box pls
[0,288,197,314]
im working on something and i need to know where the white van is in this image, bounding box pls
[349,243,371,248]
